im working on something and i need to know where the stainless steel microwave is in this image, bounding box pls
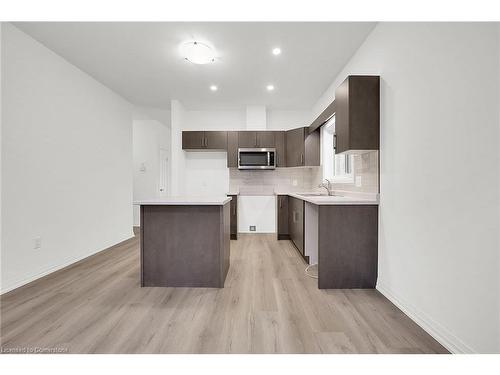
[238,148,276,170]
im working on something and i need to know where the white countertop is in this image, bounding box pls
[275,191,379,205]
[134,196,232,206]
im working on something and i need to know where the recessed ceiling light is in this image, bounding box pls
[180,41,216,65]
[272,47,281,56]
[210,85,218,91]
[266,84,275,91]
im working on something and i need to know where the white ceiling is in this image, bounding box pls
[14,22,376,110]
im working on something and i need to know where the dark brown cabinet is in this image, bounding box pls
[288,196,306,261]
[273,131,286,167]
[256,131,275,147]
[285,127,320,167]
[205,131,228,149]
[183,128,319,169]
[335,75,380,154]
[228,195,238,240]
[182,131,227,150]
[238,131,257,148]
[277,195,289,240]
[238,131,276,148]
[226,131,238,167]
[318,205,378,289]
[182,131,205,149]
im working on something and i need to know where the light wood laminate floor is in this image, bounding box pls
[0,233,448,354]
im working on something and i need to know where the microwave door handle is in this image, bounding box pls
[267,152,270,166]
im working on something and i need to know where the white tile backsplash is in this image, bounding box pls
[229,150,379,195]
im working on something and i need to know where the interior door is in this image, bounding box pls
[159,148,169,197]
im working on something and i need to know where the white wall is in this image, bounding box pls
[266,110,311,130]
[183,109,246,131]
[170,100,186,196]
[132,116,170,225]
[313,22,500,353]
[238,195,276,233]
[1,24,134,293]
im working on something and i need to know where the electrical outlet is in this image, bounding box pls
[249,226,256,232]
[355,176,362,187]
[34,237,42,250]
[292,179,298,186]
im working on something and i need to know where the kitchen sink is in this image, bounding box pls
[297,192,344,197]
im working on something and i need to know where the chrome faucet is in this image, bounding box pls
[318,179,334,196]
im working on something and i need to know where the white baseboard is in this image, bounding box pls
[1,232,135,295]
[376,282,476,354]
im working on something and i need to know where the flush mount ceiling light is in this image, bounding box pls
[272,47,281,56]
[180,41,216,64]
[210,85,218,91]
[266,84,275,91]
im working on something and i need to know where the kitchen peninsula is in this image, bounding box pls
[135,197,231,288]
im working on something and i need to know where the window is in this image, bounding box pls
[321,116,354,183]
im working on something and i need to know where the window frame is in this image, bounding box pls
[322,116,354,184]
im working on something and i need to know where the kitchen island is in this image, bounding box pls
[135,197,231,288]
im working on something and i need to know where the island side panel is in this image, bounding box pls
[220,202,231,285]
[141,205,224,288]
[140,205,144,286]
[318,205,378,289]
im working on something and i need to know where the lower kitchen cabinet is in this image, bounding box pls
[228,195,238,240]
[276,195,289,240]
[318,205,378,289]
[288,196,308,263]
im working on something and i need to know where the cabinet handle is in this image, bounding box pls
[255,134,258,147]
[279,197,283,208]
[300,154,304,165]
[205,137,208,147]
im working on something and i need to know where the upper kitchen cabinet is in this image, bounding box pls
[285,127,320,167]
[182,131,205,149]
[256,131,275,147]
[226,131,238,167]
[334,75,380,154]
[237,131,275,148]
[273,131,286,167]
[182,131,227,150]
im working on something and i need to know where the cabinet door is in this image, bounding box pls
[277,195,289,240]
[238,131,257,148]
[228,195,238,240]
[334,77,350,154]
[227,131,238,167]
[288,197,304,255]
[334,76,380,154]
[205,131,227,150]
[286,128,305,167]
[304,129,320,166]
[182,131,205,149]
[274,131,286,167]
[256,131,275,148]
